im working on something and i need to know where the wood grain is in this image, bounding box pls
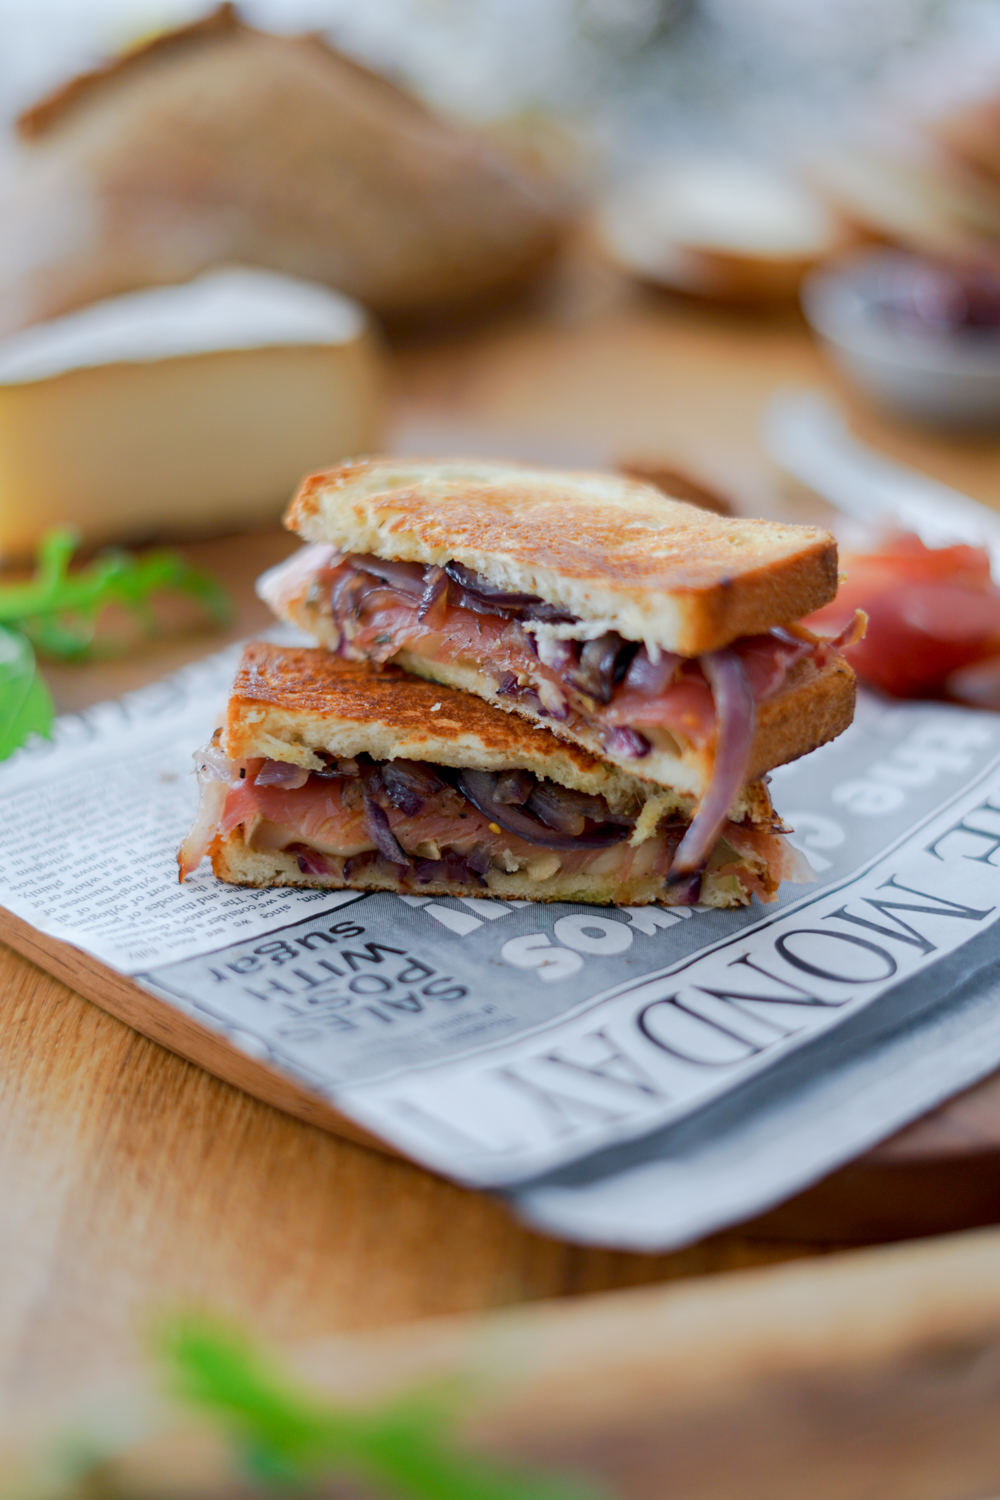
[311,1222,1000,1500]
[15,1223,1000,1500]
[0,937,814,1431]
[4,245,1000,1431]
[0,906,388,1151]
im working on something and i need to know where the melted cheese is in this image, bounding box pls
[0,269,382,558]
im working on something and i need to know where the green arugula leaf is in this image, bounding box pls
[0,530,231,761]
[0,626,53,759]
[160,1316,604,1500]
[0,528,231,662]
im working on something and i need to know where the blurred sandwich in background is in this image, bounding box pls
[807,57,1000,267]
[594,158,847,304]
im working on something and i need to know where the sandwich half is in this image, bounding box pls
[178,642,811,908]
[260,457,859,879]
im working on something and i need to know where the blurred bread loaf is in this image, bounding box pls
[0,3,565,337]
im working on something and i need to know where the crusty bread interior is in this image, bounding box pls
[283,457,838,655]
[392,646,855,800]
[211,828,771,909]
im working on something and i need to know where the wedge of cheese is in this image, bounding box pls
[0,268,382,558]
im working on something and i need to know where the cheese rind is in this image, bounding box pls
[0,270,382,557]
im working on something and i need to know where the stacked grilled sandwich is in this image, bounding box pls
[179,459,860,907]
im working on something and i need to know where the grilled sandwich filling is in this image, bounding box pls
[275,548,859,879]
[293,550,859,758]
[180,745,808,906]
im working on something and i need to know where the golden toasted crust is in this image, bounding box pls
[284,458,838,655]
[749,653,856,783]
[226,642,777,823]
[230,640,623,776]
[17,4,240,139]
[209,829,766,909]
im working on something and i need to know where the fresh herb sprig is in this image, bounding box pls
[0,528,231,659]
[0,529,231,760]
[0,627,54,762]
[162,1315,602,1500]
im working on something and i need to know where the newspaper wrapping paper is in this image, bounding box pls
[4,638,1000,1249]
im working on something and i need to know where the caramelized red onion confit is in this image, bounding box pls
[251,753,637,859]
[291,843,335,876]
[417,565,448,624]
[380,759,447,815]
[624,645,683,695]
[353,554,425,596]
[444,560,541,611]
[669,649,755,882]
[414,843,494,886]
[363,797,410,868]
[292,553,850,884]
[182,741,767,892]
[443,560,574,623]
[456,769,631,850]
[566,632,637,705]
[254,759,310,789]
[527,779,630,837]
[605,726,653,759]
[494,768,534,805]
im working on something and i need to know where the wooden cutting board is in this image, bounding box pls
[28,1223,1000,1500]
[5,885,1000,1248]
[10,523,1000,1250]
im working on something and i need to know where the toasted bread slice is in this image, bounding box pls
[269,574,857,801]
[196,643,803,909]
[225,643,771,824]
[284,458,838,656]
[388,644,856,801]
[3,9,563,336]
[209,826,793,909]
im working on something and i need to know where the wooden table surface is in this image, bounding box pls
[5,249,1000,1432]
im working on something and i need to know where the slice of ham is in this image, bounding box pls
[603,674,716,747]
[734,631,814,698]
[602,633,823,748]
[805,532,1000,700]
[220,773,369,850]
[181,751,803,902]
[257,542,338,617]
[312,553,840,753]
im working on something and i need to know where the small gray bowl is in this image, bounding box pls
[802,250,1000,429]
